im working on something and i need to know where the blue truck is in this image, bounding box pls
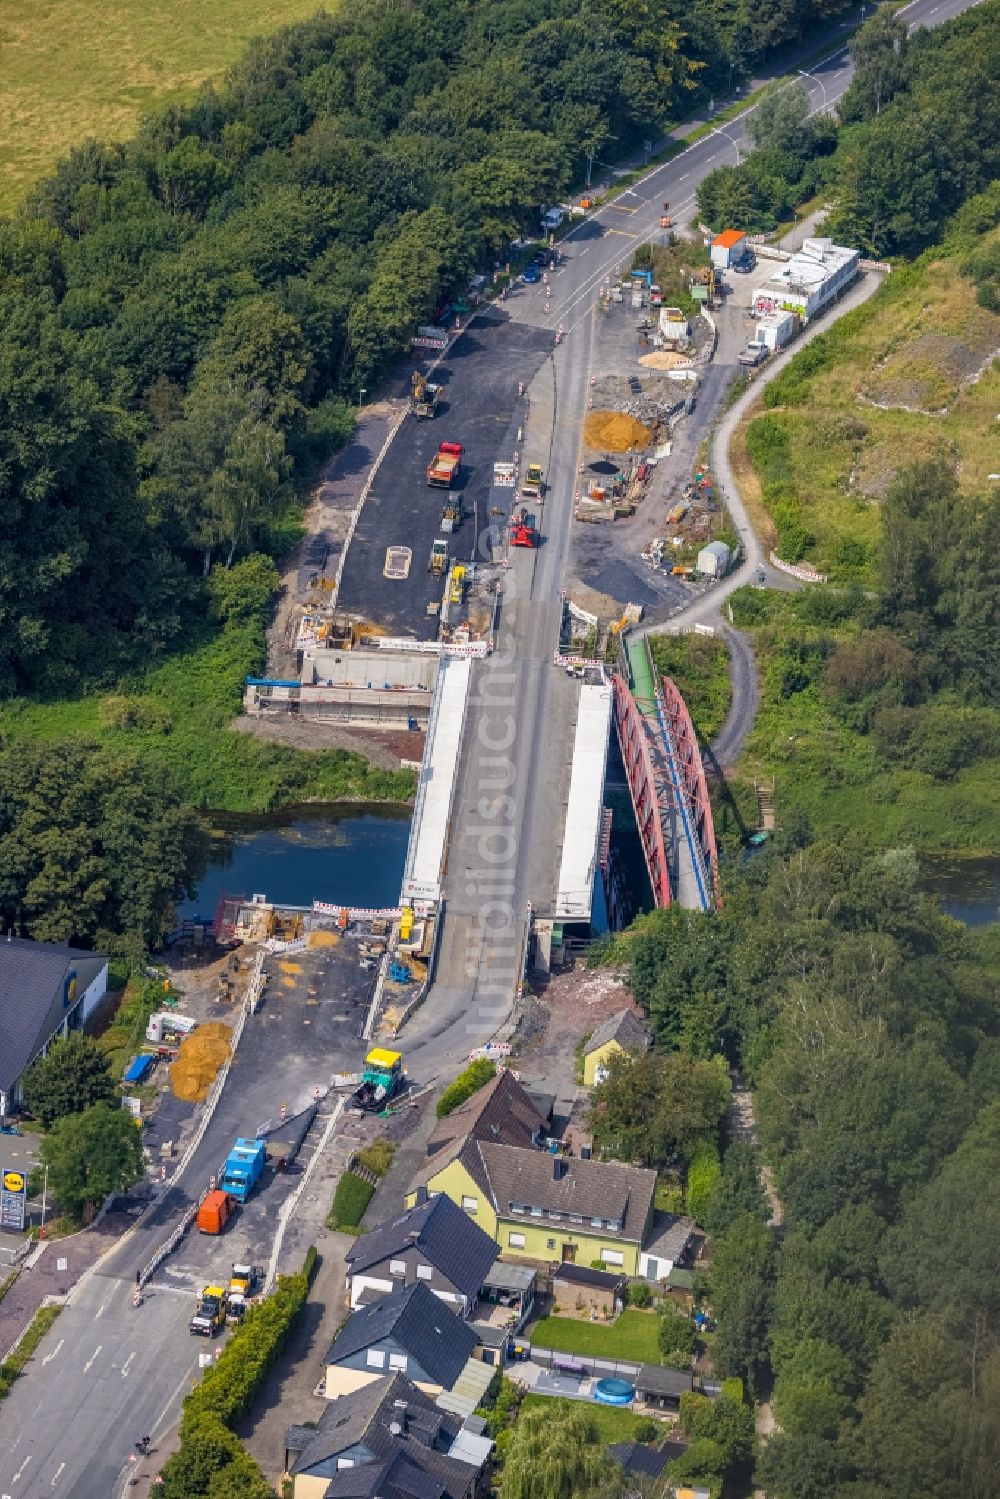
[219,1138,267,1202]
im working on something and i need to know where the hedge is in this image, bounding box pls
[326,1171,376,1232]
[686,1142,722,1225]
[0,1305,62,1404]
[436,1058,496,1118]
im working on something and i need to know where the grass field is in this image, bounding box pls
[648,633,731,745]
[530,1311,664,1364]
[0,0,330,211]
[742,233,1000,584]
[520,1395,660,1444]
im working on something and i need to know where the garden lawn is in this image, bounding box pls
[520,1395,660,1443]
[530,1310,663,1363]
[0,0,334,211]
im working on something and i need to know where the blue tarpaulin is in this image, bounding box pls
[123,1054,155,1085]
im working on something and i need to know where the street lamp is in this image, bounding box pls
[40,1164,49,1235]
[358,387,367,409]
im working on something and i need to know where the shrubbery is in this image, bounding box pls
[436,1058,496,1118]
[326,1171,376,1232]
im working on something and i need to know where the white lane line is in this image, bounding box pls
[94,1300,108,1320]
[50,1464,65,1489]
[578,247,590,256]
[679,172,690,181]
[41,1339,63,1366]
[12,1457,31,1482]
[83,1345,102,1373]
[121,1352,136,1379]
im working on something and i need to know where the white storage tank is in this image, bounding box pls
[697,540,731,579]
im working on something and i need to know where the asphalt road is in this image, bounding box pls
[0,0,982,1487]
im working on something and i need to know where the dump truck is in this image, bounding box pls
[410,370,441,418]
[440,494,463,534]
[190,1285,227,1336]
[428,538,449,574]
[449,565,466,605]
[219,1138,266,1203]
[351,1048,406,1113]
[510,508,538,548]
[521,463,545,504]
[226,1263,263,1323]
[426,441,463,488]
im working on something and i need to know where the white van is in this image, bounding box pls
[541,208,565,231]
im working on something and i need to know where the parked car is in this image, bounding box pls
[733,253,756,274]
[523,264,541,284]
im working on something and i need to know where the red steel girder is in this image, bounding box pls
[612,673,672,908]
[659,675,721,906]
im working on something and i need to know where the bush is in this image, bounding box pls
[22,1034,115,1128]
[436,1058,497,1118]
[629,1282,653,1308]
[658,1305,696,1364]
[327,1171,375,1231]
[634,1416,661,1443]
[686,1142,722,1224]
[354,1139,397,1177]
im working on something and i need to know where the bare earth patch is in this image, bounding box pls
[861,320,1000,414]
[231,713,423,773]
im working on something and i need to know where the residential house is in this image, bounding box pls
[285,1372,490,1499]
[582,1010,651,1086]
[422,1070,549,1163]
[324,1282,479,1403]
[639,1214,696,1284]
[0,938,109,1115]
[408,1140,657,1276]
[345,1193,498,1315]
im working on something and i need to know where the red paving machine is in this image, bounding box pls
[509,507,538,547]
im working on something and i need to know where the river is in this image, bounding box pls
[176,804,412,919]
[920,854,1000,928]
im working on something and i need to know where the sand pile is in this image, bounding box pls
[640,351,691,370]
[584,410,652,452]
[170,1022,232,1103]
[308,928,339,948]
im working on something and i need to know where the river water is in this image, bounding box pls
[176,804,412,919]
[920,855,1000,928]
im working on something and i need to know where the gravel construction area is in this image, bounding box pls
[230,712,424,772]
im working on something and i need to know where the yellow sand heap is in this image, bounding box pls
[170,1023,232,1103]
[308,929,339,948]
[584,410,652,452]
[279,960,302,974]
[639,351,691,370]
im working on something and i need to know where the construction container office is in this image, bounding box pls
[753,238,860,321]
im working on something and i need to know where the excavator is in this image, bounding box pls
[410,370,441,418]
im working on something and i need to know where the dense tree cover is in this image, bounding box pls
[497,1405,620,1499]
[588,1049,730,1167]
[22,1034,115,1128]
[0,738,208,948]
[39,1101,145,1220]
[1,0,859,691]
[614,823,1000,1492]
[698,1,1000,251]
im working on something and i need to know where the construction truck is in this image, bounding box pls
[449,565,466,605]
[521,463,545,504]
[510,508,538,548]
[428,538,449,574]
[426,441,463,488]
[219,1138,266,1203]
[410,370,441,418]
[351,1048,407,1113]
[190,1285,227,1336]
[226,1263,263,1323]
[440,494,463,533]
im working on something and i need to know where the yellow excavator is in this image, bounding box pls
[410,370,441,418]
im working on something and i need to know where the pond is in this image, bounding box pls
[920,854,1000,928]
[176,804,412,920]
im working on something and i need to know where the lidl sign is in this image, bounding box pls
[0,1167,26,1231]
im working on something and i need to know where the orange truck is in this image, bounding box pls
[426,441,463,488]
[197,1189,237,1235]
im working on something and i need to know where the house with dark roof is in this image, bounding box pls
[285,1372,488,1499]
[407,1138,657,1276]
[345,1193,498,1316]
[0,938,109,1114]
[582,1010,652,1085]
[324,1282,479,1401]
[420,1071,548,1168]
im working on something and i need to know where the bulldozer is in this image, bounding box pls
[410,370,441,418]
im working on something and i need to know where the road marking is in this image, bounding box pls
[83,1345,102,1373]
[50,1464,65,1488]
[94,1300,108,1319]
[679,172,689,181]
[121,1352,136,1379]
[607,202,636,213]
[12,1457,31,1483]
[41,1339,63,1366]
[578,247,589,256]
[605,228,636,237]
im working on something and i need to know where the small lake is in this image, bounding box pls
[920,855,1000,927]
[177,804,412,919]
